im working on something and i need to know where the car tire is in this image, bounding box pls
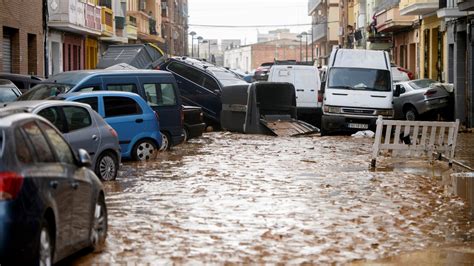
[38,218,54,266]
[404,107,418,121]
[90,194,107,252]
[132,139,157,161]
[159,131,171,151]
[95,151,118,181]
[183,127,189,142]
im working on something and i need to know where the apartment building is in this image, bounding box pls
[161,0,188,56]
[0,0,44,75]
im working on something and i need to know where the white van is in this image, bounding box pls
[268,64,321,119]
[321,49,394,135]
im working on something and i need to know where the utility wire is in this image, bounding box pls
[189,21,339,28]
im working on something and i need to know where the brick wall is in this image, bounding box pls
[0,0,44,75]
[251,43,300,70]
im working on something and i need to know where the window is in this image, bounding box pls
[0,88,21,102]
[38,107,66,132]
[63,106,92,132]
[104,96,142,117]
[143,83,176,106]
[202,76,220,92]
[22,121,55,163]
[38,121,74,165]
[77,85,101,92]
[167,62,202,84]
[328,68,391,92]
[15,129,33,163]
[106,84,137,93]
[75,97,99,112]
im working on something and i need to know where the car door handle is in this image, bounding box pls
[49,181,58,189]
[135,119,144,123]
[92,134,99,141]
[296,89,304,92]
[71,182,79,190]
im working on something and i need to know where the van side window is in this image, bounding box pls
[167,62,202,85]
[144,83,176,106]
[77,85,101,92]
[202,76,219,92]
[106,84,138,93]
[104,96,142,117]
[74,97,99,112]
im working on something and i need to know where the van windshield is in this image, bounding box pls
[16,83,71,101]
[328,68,391,92]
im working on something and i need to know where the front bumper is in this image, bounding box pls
[321,114,379,133]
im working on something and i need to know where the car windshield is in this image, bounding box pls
[0,88,20,102]
[408,79,437,90]
[45,71,93,85]
[328,67,391,92]
[209,67,248,86]
[16,83,71,101]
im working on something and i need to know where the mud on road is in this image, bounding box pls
[72,132,474,264]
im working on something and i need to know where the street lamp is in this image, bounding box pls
[296,34,303,62]
[301,31,308,63]
[189,31,196,57]
[197,36,203,58]
[202,40,213,62]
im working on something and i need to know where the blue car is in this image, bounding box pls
[61,91,162,161]
[0,111,107,265]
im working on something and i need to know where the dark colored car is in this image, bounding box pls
[183,105,206,141]
[17,69,184,150]
[158,57,247,126]
[0,79,22,103]
[253,62,273,81]
[0,111,107,265]
[0,72,44,93]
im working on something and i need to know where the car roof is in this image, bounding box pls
[4,100,91,111]
[61,91,144,99]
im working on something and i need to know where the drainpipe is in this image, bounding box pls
[43,0,49,78]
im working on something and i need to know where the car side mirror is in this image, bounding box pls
[77,149,92,167]
[393,85,401,97]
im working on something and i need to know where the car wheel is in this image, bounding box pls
[90,194,107,252]
[95,152,118,181]
[132,139,157,161]
[404,107,418,121]
[38,219,53,266]
[159,131,170,151]
[183,128,189,142]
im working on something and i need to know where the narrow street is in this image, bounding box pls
[71,132,474,264]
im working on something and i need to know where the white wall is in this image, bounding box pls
[223,46,252,72]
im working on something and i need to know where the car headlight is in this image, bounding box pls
[323,105,341,114]
[375,109,393,117]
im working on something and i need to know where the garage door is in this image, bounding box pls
[3,34,12,73]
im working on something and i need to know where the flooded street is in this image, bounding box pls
[73,132,474,264]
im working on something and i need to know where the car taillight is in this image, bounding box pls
[398,67,414,80]
[424,89,437,96]
[107,125,118,138]
[318,91,323,103]
[0,172,24,200]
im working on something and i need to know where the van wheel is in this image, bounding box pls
[95,152,118,181]
[90,194,107,252]
[159,131,170,151]
[38,219,54,266]
[132,139,157,161]
[404,107,418,121]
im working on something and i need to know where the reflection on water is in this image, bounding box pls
[73,132,474,264]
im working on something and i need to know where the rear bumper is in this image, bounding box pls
[185,122,206,139]
[418,98,450,115]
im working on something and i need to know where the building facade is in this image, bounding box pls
[1,0,44,75]
[161,0,188,56]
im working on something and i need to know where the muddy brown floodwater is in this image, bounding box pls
[72,132,474,264]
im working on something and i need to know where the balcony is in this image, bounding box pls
[308,0,323,15]
[311,20,327,42]
[437,0,472,18]
[127,11,164,43]
[126,15,138,40]
[375,6,417,32]
[399,0,439,16]
[101,7,113,36]
[48,0,101,35]
[458,0,474,11]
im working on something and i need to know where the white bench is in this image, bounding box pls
[371,116,460,168]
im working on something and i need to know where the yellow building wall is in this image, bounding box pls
[85,38,99,70]
[420,15,443,80]
[328,5,340,42]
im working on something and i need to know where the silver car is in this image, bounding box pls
[393,79,452,121]
[4,100,121,181]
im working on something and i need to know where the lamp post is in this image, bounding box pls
[301,31,308,62]
[296,34,302,62]
[189,31,196,57]
[197,36,203,58]
[202,40,213,62]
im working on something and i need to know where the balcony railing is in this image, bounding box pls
[101,7,113,36]
[308,0,323,15]
[126,15,138,40]
[85,2,102,32]
[127,11,149,36]
[399,0,439,15]
[48,0,102,35]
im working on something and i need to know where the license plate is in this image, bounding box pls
[348,123,369,129]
